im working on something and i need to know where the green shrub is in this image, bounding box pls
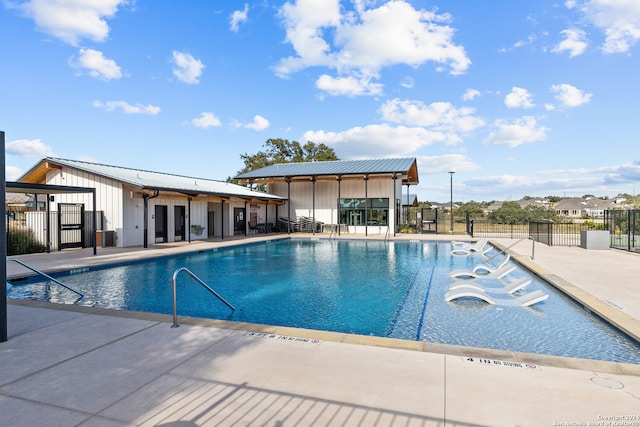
[7,228,46,255]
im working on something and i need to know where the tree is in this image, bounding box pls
[523,204,558,222]
[456,201,486,219]
[236,138,339,176]
[488,201,525,224]
[488,201,558,224]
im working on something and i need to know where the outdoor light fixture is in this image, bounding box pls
[449,171,455,233]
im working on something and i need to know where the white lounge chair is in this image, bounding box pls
[450,238,490,256]
[470,254,510,275]
[449,264,516,280]
[444,289,549,307]
[448,277,532,294]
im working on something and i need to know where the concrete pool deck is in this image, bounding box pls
[3,233,640,426]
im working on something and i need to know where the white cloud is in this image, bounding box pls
[304,124,447,158]
[92,100,161,115]
[6,138,57,157]
[232,115,270,131]
[553,28,589,57]
[504,87,535,108]
[276,0,470,96]
[171,51,205,84]
[380,99,485,138]
[602,160,640,183]
[462,89,481,101]
[417,153,480,175]
[70,48,122,80]
[190,112,221,128]
[230,4,249,32]
[578,0,640,54]
[245,115,270,131]
[15,0,127,46]
[316,74,383,96]
[550,83,592,107]
[514,34,537,48]
[400,77,414,89]
[6,166,23,181]
[483,116,549,147]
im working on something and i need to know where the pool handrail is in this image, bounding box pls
[171,267,235,328]
[6,257,84,299]
[485,236,535,261]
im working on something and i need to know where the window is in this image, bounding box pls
[339,198,389,226]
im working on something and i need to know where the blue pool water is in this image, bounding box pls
[8,239,640,364]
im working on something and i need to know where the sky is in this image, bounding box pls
[2,0,640,203]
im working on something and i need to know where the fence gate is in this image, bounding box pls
[58,203,85,250]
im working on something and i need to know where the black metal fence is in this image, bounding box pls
[469,219,588,246]
[605,209,640,252]
[6,209,103,255]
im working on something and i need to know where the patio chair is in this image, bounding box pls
[450,238,490,255]
[469,254,511,275]
[447,276,532,294]
[449,264,516,280]
[444,288,548,307]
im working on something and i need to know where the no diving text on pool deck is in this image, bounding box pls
[464,356,539,370]
[554,415,640,426]
[244,332,321,344]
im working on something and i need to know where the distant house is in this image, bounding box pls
[17,158,284,248]
[517,198,553,209]
[235,158,419,235]
[428,201,458,211]
[554,197,615,218]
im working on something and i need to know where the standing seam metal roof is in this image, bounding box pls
[21,158,284,201]
[234,158,418,183]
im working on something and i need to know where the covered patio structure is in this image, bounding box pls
[235,158,419,237]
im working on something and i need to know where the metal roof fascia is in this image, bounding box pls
[6,181,96,195]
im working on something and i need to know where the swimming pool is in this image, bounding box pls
[8,239,640,364]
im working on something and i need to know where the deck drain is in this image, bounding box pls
[591,376,624,389]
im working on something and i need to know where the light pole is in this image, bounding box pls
[449,171,455,233]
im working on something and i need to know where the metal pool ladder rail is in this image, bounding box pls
[6,258,84,300]
[171,267,235,328]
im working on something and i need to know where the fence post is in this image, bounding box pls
[629,209,632,252]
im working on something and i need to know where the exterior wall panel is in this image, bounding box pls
[46,167,125,246]
[268,177,401,233]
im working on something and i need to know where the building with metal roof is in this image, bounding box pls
[235,158,419,236]
[18,158,285,248]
